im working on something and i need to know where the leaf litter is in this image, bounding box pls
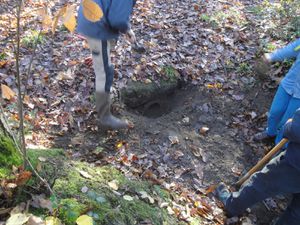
[0,0,295,224]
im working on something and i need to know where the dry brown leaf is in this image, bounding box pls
[37,7,52,29]
[63,5,77,33]
[27,215,45,225]
[1,84,16,100]
[15,171,32,186]
[204,184,217,195]
[52,6,67,34]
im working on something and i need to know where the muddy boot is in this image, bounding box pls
[96,92,130,130]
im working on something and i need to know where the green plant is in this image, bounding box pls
[161,65,179,80]
[200,14,211,22]
[21,30,44,48]
[247,6,264,15]
[0,52,7,60]
[265,42,277,52]
[237,62,251,75]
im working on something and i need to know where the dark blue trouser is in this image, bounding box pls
[225,151,300,225]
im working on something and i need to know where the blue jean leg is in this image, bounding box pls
[275,97,300,144]
[267,85,291,136]
[225,151,300,218]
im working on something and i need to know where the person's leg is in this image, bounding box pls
[266,85,291,136]
[87,38,129,130]
[220,152,300,216]
[275,193,300,225]
[275,97,300,144]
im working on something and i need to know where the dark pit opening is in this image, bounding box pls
[125,95,174,119]
[121,79,184,118]
[142,100,171,118]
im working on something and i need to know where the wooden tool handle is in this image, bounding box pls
[235,138,288,188]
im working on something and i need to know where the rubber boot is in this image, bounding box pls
[96,92,129,130]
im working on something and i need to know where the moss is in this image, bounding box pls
[161,66,180,81]
[0,134,22,178]
[30,207,48,219]
[52,162,183,225]
[118,199,170,225]
[190,218,202,225]
[153,185,171,201]
[26,148,65,188]
[58,198,86,225]
[27,148,65,168]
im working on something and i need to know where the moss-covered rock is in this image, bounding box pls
[7,148,186,225]
[58,198,86,225]
[121,71,179,108]
[53,162,183,225]
[0,133,22,178]
[27,148,65,168]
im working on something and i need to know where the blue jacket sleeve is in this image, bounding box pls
[107,0,134,33]
[270,38,300,62]
[283,108,300,143]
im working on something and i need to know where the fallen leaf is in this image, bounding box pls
[79,170,92,179]
[1,84,16,100]
[16,171,32,186]
[37,7,52,29]
[167,206,174,215]
[38,157,47,162]
[204,185,217,195]
[45,216,62,225]
[63,5,77,33]
[108,180,119,191]
[56,69,73,80]
[168,135,179,145]
[144,78,152,84]
[27,215,45,225]
[52,6,67,34]
[6,213,30,225]
[6,183,17,189]
[31,195,53,212]
[0,207,12,215]
[123,195,134,201]
[76,215,93,225]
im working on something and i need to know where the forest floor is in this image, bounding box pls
[0,0,298,224]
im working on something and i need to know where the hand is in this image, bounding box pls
[287,118,293,123]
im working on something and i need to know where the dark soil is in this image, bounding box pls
[53,79,281,225]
